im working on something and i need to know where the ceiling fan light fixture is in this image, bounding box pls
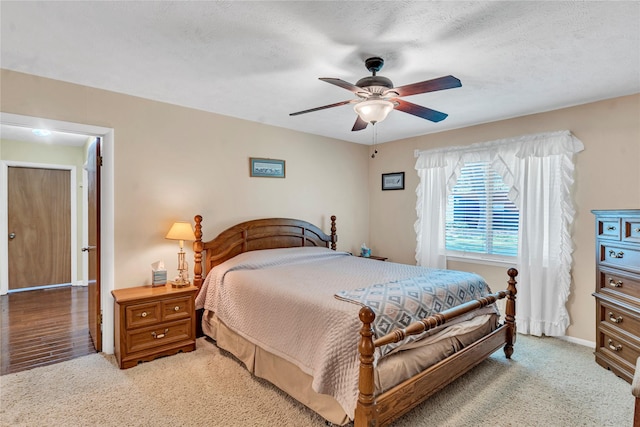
[290,57,460,131]
[32,129,52,137]
[353,99,394,124]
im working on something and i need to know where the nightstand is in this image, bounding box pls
[360,255,388,261]
[112,284,198,369]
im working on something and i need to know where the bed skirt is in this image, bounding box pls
[202,310,498,425]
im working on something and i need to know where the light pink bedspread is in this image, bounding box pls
[195,247,496,418]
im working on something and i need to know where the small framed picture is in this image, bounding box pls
[382,172,405,190]
[250,158,286,178]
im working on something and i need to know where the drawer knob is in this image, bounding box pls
[608,278,623,288]
[141,311,148,318]
[151,328,169,339]
[607,225,616,231]
[635,227,640,232]
[174,306,180,312]
[608,250,624,259]
[608,312,623,324]
[608,339,622,352]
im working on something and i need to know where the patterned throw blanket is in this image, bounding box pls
[335,269,499,356]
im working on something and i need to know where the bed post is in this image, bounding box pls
[503,268,518,358]
[193,215,203,289]
[330,215,337,250]
[355,306,376,427]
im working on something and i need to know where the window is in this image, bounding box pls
[416,130,583,335]
[445,161,519,258]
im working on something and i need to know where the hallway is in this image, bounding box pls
[0,286,95,375]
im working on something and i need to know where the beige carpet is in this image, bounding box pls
[0,334,633,426]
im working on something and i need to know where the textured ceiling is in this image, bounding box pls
[1,1,639,145]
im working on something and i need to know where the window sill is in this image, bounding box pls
[446,253,516,268]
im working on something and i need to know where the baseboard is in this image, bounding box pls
[557,335,595,349]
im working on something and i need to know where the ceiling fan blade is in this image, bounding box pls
[289,99,355,116]
[320,78,366,94]
[394,99,448,122]
[351,115,368,131]
[391,75,461,97]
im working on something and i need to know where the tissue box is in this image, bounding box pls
[152,270,167,287]
[151,260,167,287]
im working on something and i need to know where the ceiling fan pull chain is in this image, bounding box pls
[371,123,378,158]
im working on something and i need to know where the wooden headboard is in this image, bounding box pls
[192,215,337,288]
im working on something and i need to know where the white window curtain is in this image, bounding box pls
[414,130,584,336]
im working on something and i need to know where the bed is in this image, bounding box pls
[192,215,517,426]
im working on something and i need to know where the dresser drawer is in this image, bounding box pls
[126,318,193,355]
[126,301,161,328]
[597,267,640,302]
[597,217,622,240]
[162,295,193,322]
[598,299,640,340]
[597,242,640,275]
[598,328,640,371]
[624,217,640,244]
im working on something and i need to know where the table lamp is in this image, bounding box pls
[165,221,196,287]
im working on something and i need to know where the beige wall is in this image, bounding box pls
[2,68,639,344]
[0,69,370,290]
[368,94,640,343]
[1,139,86,284]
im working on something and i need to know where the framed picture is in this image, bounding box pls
[250,158,286,178]
[382,172,405,190]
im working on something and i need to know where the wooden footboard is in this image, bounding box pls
[355,268,518,427]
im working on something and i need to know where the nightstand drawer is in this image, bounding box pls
[126,318,192,354]
[112,284,198,369]
[126,302,161,328]
[162,296,193,321]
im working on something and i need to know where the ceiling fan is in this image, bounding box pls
[290,57,462,131]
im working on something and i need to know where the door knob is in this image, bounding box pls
[81,246,96,252]
[8,232,16,240]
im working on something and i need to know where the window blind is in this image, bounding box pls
[445,161,519,256]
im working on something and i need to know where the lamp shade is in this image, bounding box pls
[353,99,395,124]
[165,221,195,241]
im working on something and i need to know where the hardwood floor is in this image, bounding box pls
[0,286,95,375]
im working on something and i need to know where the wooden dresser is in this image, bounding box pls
[592,209,640,383]
[112,284,198,369]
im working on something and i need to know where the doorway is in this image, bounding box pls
[0,112,116,355]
